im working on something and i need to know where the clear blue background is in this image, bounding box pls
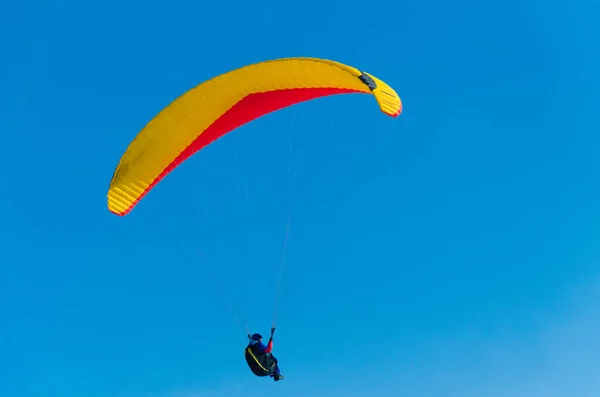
[1,0,600,396]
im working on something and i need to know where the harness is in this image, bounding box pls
[245,340,276,376]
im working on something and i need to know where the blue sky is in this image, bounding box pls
[1,0,600,396]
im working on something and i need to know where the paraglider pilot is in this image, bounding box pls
[245,326,284,381]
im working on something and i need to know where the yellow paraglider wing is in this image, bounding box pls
[107,57,402,216]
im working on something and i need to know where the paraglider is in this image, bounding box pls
[107,56,402,216]
[245,327,283,381]
[107,57,403,383]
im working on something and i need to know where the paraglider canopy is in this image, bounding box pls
[107,57,402,216]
